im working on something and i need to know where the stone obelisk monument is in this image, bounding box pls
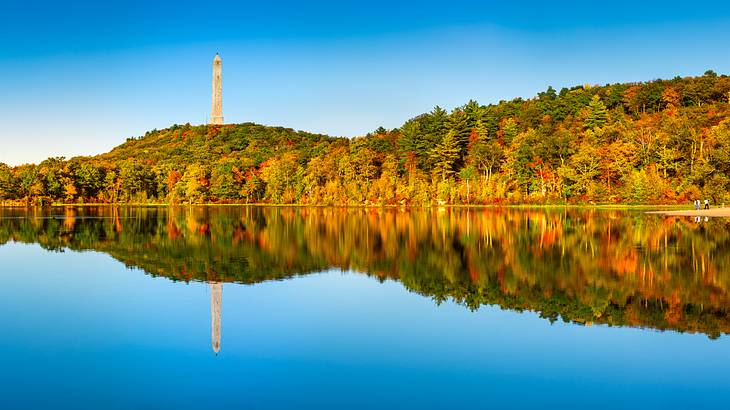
[210,53,224,125]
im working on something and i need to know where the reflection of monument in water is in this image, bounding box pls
[210,282,222,354]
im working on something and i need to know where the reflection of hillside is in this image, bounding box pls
[2,206,730,338]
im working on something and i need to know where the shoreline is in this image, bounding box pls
[645,208,730,217]
[0,203,697,210]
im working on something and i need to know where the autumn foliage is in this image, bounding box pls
[1,71,729,205]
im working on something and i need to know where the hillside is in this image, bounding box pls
[100,122,339,168]
[1,71,729,205]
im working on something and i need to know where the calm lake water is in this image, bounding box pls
[1,206,729,409]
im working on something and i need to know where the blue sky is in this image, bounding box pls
[1,0,729,165]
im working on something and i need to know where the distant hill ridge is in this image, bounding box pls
[0,71,729,205]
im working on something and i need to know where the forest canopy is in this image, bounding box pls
[1,71,730,205]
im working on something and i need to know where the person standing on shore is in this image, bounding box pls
[694,199,700,210]
[704,199,710,210]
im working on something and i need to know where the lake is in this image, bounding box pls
[1,206,729,409]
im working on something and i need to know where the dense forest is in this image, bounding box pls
[1,71,730,205]
[2,206,729,338]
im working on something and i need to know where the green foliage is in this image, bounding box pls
[119,160,157,201]
[210,160,242,200]
[0,163,16,200]
[431,130,461,181]
[585,95,608,129]
[559,143,601,197]
[73,162,105,199]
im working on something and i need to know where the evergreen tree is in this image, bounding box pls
[500,117,519,145]
[445,109,471,156]
[431,131,461,181]
[585,95,608,129]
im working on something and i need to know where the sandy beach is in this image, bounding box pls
[646,208,730,217]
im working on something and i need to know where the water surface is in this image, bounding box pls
[1,207,729,409]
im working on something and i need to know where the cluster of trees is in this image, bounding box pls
[2,71,730,205]
[3,206,730,337]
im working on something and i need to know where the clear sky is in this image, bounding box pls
[1,0,729,165]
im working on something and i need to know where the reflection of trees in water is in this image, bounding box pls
[1,206,730,338]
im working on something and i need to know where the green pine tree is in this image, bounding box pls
[586,95,608,129]
[431,131,461,181]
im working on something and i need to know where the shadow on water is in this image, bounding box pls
[1,206,730,342]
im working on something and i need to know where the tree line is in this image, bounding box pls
[1,70,729,205]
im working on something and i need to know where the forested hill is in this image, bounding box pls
[100,123,339,169]
[1,71,729,205]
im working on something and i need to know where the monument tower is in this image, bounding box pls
[210,53,223,125]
